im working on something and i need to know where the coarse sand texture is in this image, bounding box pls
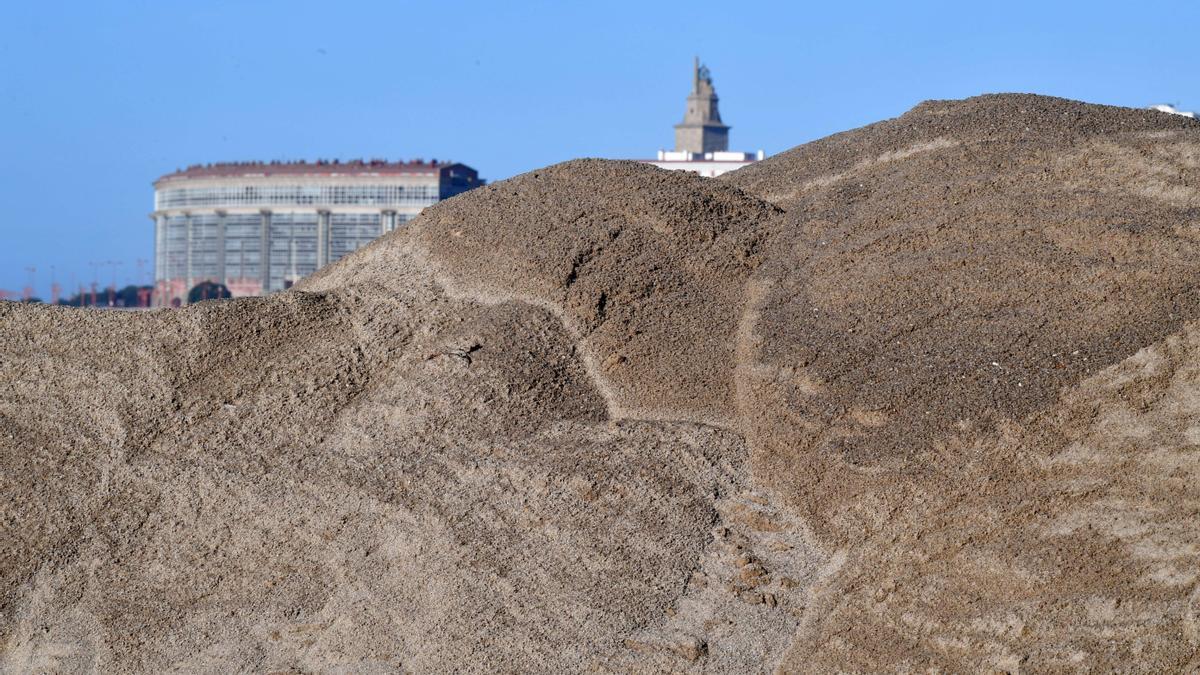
[3,94,1200,672]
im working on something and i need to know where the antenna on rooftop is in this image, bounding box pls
[88,261,99,306]
[103,260,121,306]
[22,266,35,302]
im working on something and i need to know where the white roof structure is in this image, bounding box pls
[647,150,765,178]
[1149,104,1196,118]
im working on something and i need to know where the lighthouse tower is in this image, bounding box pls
[674,57,731,154]
[646,58,764,178]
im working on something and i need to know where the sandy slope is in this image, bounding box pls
[2,94,1199,672]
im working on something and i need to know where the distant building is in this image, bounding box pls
[674,57,731,154]
[1149,104,1196,118]
[644,58,764,177]
[651,149,766,178]
[151,159,482,306]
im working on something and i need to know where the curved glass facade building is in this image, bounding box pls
[152,159,482,306]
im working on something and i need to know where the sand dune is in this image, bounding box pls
[2,94,1199,672]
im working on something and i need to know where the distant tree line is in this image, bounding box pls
[58,285,154,308]
[9,282,233,308]
[187,281,231,304]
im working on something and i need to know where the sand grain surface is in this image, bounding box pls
[3,94,1200,672]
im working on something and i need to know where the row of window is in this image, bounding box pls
[161,215,410,236]
[156,183,441,209]
[161,214,397,233]
[157,213,391,291]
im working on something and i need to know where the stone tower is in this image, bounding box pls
[674,57,730,154]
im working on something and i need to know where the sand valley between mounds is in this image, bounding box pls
[3,94,1200,672]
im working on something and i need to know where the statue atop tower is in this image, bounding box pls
[674,57,730,153]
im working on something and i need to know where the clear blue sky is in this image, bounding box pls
[1,1,1197,297]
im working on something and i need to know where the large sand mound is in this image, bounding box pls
[3,94,1200,672]
[723,93,1200,530]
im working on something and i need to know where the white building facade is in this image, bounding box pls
[151,160,481,306]
[649,149,766,178]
